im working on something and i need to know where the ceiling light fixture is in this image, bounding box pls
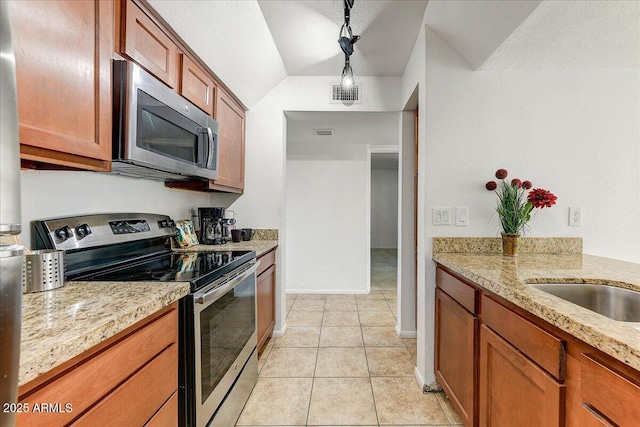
[338,0,360,90]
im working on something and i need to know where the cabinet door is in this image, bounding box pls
[435,289,476,427]
[10,0,112,171]
[212,89,245,192]
[180,54,216,116]
[122,0,178,88]
[257,265,275,352]
[479,325,564,427]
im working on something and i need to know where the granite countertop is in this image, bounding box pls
[174,240,278,258]
[433,251,640,370]
[19,280,189,386]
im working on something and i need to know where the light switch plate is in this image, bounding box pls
[432,208,451,225]
[455,207,468,226]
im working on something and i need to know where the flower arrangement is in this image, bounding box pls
[485,168,557,235]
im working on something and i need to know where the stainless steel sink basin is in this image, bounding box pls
[532,283,640,323]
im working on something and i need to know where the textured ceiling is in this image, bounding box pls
[258,0,429,76]
[286,111,399,145]
[425,0,542,70]
[146,0,639,110]
[147,0,287,109]
[480,0,640,69]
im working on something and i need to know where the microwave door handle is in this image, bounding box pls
[205,127,216,170]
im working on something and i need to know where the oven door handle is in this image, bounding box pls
[195,260,260,306]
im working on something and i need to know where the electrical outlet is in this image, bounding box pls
[455,207,468,226]
[432,208,451,225]
[569,207,582,227]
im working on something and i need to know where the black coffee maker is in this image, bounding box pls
[198,207,225,245]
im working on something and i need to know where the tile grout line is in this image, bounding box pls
[305,302,325,427]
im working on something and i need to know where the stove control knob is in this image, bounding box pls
[75,224,92,239]
[158,219,169,228]
[54,226,73,242]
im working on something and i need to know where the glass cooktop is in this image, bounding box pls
[73,250,255,292]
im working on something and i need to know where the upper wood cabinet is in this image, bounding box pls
[180,54,216,116]
[121,0,178,89]
[211,89,246,192]
[10,0,113,171]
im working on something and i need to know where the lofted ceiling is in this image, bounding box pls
[147,0,639,110]
[257,0,429,77]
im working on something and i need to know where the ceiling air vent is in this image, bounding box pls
[330,82,362,104]
[314,129,335,136]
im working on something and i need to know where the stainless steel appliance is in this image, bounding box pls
[112,60,219,182]
[33,213,259,427]
[0,3,24,426]
[199,207,226,245]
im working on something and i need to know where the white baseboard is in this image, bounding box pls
[398,330,417,339]
[414,366,425,388]
[286,289,370,295]
[271,322,287,338]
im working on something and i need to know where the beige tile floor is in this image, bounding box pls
[236,291,463,426]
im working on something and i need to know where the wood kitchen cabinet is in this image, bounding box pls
[257,249,276,352]
[17,303,178,426]
[9,0,113,171]
[120,0,179,89]
[479,325,564,427]
[211,89,246,192]
[435,264,640,427]
[435,268,479,427]
[180,54,216,116]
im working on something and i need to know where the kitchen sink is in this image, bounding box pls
[532,283,640,325]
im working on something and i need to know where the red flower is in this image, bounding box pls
[528,188,557,209]
[486,181,497,191]
[511,179,522,188]
[495,169,508,179]
[522,180,532,190]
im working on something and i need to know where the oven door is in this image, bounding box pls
[193,261,258,427]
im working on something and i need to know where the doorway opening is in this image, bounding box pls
[370,152,399,292]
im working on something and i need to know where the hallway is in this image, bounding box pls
[370,249,397,291]
[236,291,462,426]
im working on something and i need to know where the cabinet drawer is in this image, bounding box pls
[17,307,177,426]
[72,344,177,426]
[580,353,640,427]
[258,249,276,277]
[482,296,565,380]
[436,267,478,314]
[145,391,178,427]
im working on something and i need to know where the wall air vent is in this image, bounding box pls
[314,129,335,136]
[330,82,362,104]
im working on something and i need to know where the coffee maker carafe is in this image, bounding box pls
[198,207,225,245]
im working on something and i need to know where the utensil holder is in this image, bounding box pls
[23,249,65,293]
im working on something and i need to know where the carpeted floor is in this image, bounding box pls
[370,248,397,291]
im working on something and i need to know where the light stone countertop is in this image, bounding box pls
[433,252,640,370]
[19,280,189,386]
[174,240,278,258]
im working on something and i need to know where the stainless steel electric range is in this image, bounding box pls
[33,213,259,427]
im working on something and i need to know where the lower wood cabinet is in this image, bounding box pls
[479,325,564,427]
[257,249,276,352]
[435,289,477,427]
[435,264,640,427]
[17,303,178,426]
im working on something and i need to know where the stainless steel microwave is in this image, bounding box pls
[111,60,219,181]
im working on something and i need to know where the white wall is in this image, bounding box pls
[286,155,369,293]
[19,170,220,249]
[371,167,399,248]
[229,75,403,335]
[405,25,640,388]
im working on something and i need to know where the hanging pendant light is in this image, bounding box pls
[338,0,359,90]
[341,57,354,89]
